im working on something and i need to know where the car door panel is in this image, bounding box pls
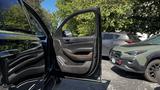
[0,36,45,85]
[63,48,92,61]
[54,7,101,79]
[57,56,91,74]
[62,37,94,62]
[55,39,92,74]
[63,37,93,46]
[8,65,44,85]
[8,52,44,75]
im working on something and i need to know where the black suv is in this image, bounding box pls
[0,0,108,90]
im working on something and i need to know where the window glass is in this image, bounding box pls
[113,34,120,39]
[103,34,114,40]
[61,12,96,37]
[0,0,31,34]
[27,12,46,39]
[127,34,140,42]
[25,0,56,33]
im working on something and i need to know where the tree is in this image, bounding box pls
[55,0,134,36]
[128,0,160,36]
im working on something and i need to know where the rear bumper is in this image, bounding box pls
[110,57,145,74]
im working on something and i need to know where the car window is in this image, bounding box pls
[113,34,120,39]
[103,34,114,40]
[61,12,96,37]
[25,0,56,33]
[127,34,140,42]
[0,0,32,34]
[0,0,40,52]
[26,11,46,39]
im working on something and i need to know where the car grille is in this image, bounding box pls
[111,50,122,58]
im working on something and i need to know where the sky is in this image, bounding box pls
[41,0,57,13]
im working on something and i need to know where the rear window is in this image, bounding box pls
[127,34,140,42]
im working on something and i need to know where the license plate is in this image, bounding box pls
[111,58,116,63]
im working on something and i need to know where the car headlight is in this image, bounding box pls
[125,50,147,55]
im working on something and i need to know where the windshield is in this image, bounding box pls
[139,35,160,44]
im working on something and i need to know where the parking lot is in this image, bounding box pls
[101,59,160,90]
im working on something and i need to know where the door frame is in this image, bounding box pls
[55,7,102,78]
[22,0,101,80]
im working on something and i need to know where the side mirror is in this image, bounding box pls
[62,30,72,37]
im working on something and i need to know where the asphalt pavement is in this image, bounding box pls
[101,60,160,90]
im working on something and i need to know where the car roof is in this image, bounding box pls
[102,32,128,35]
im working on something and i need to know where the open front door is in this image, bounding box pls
[53,8,102,79]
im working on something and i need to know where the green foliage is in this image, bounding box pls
[61,12,95,36]
[55,0,160,36]
[129,0,160,36]
[55,0,134,35]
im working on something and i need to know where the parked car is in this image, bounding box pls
[110,34,160,82]
[0,0,107,90]
[102,32,140,57]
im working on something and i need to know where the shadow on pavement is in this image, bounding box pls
[111,66,146,81]
[154,87,160,90]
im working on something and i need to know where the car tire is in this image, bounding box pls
[145,59,160,83]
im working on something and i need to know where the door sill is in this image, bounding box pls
[54,78,110,90]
